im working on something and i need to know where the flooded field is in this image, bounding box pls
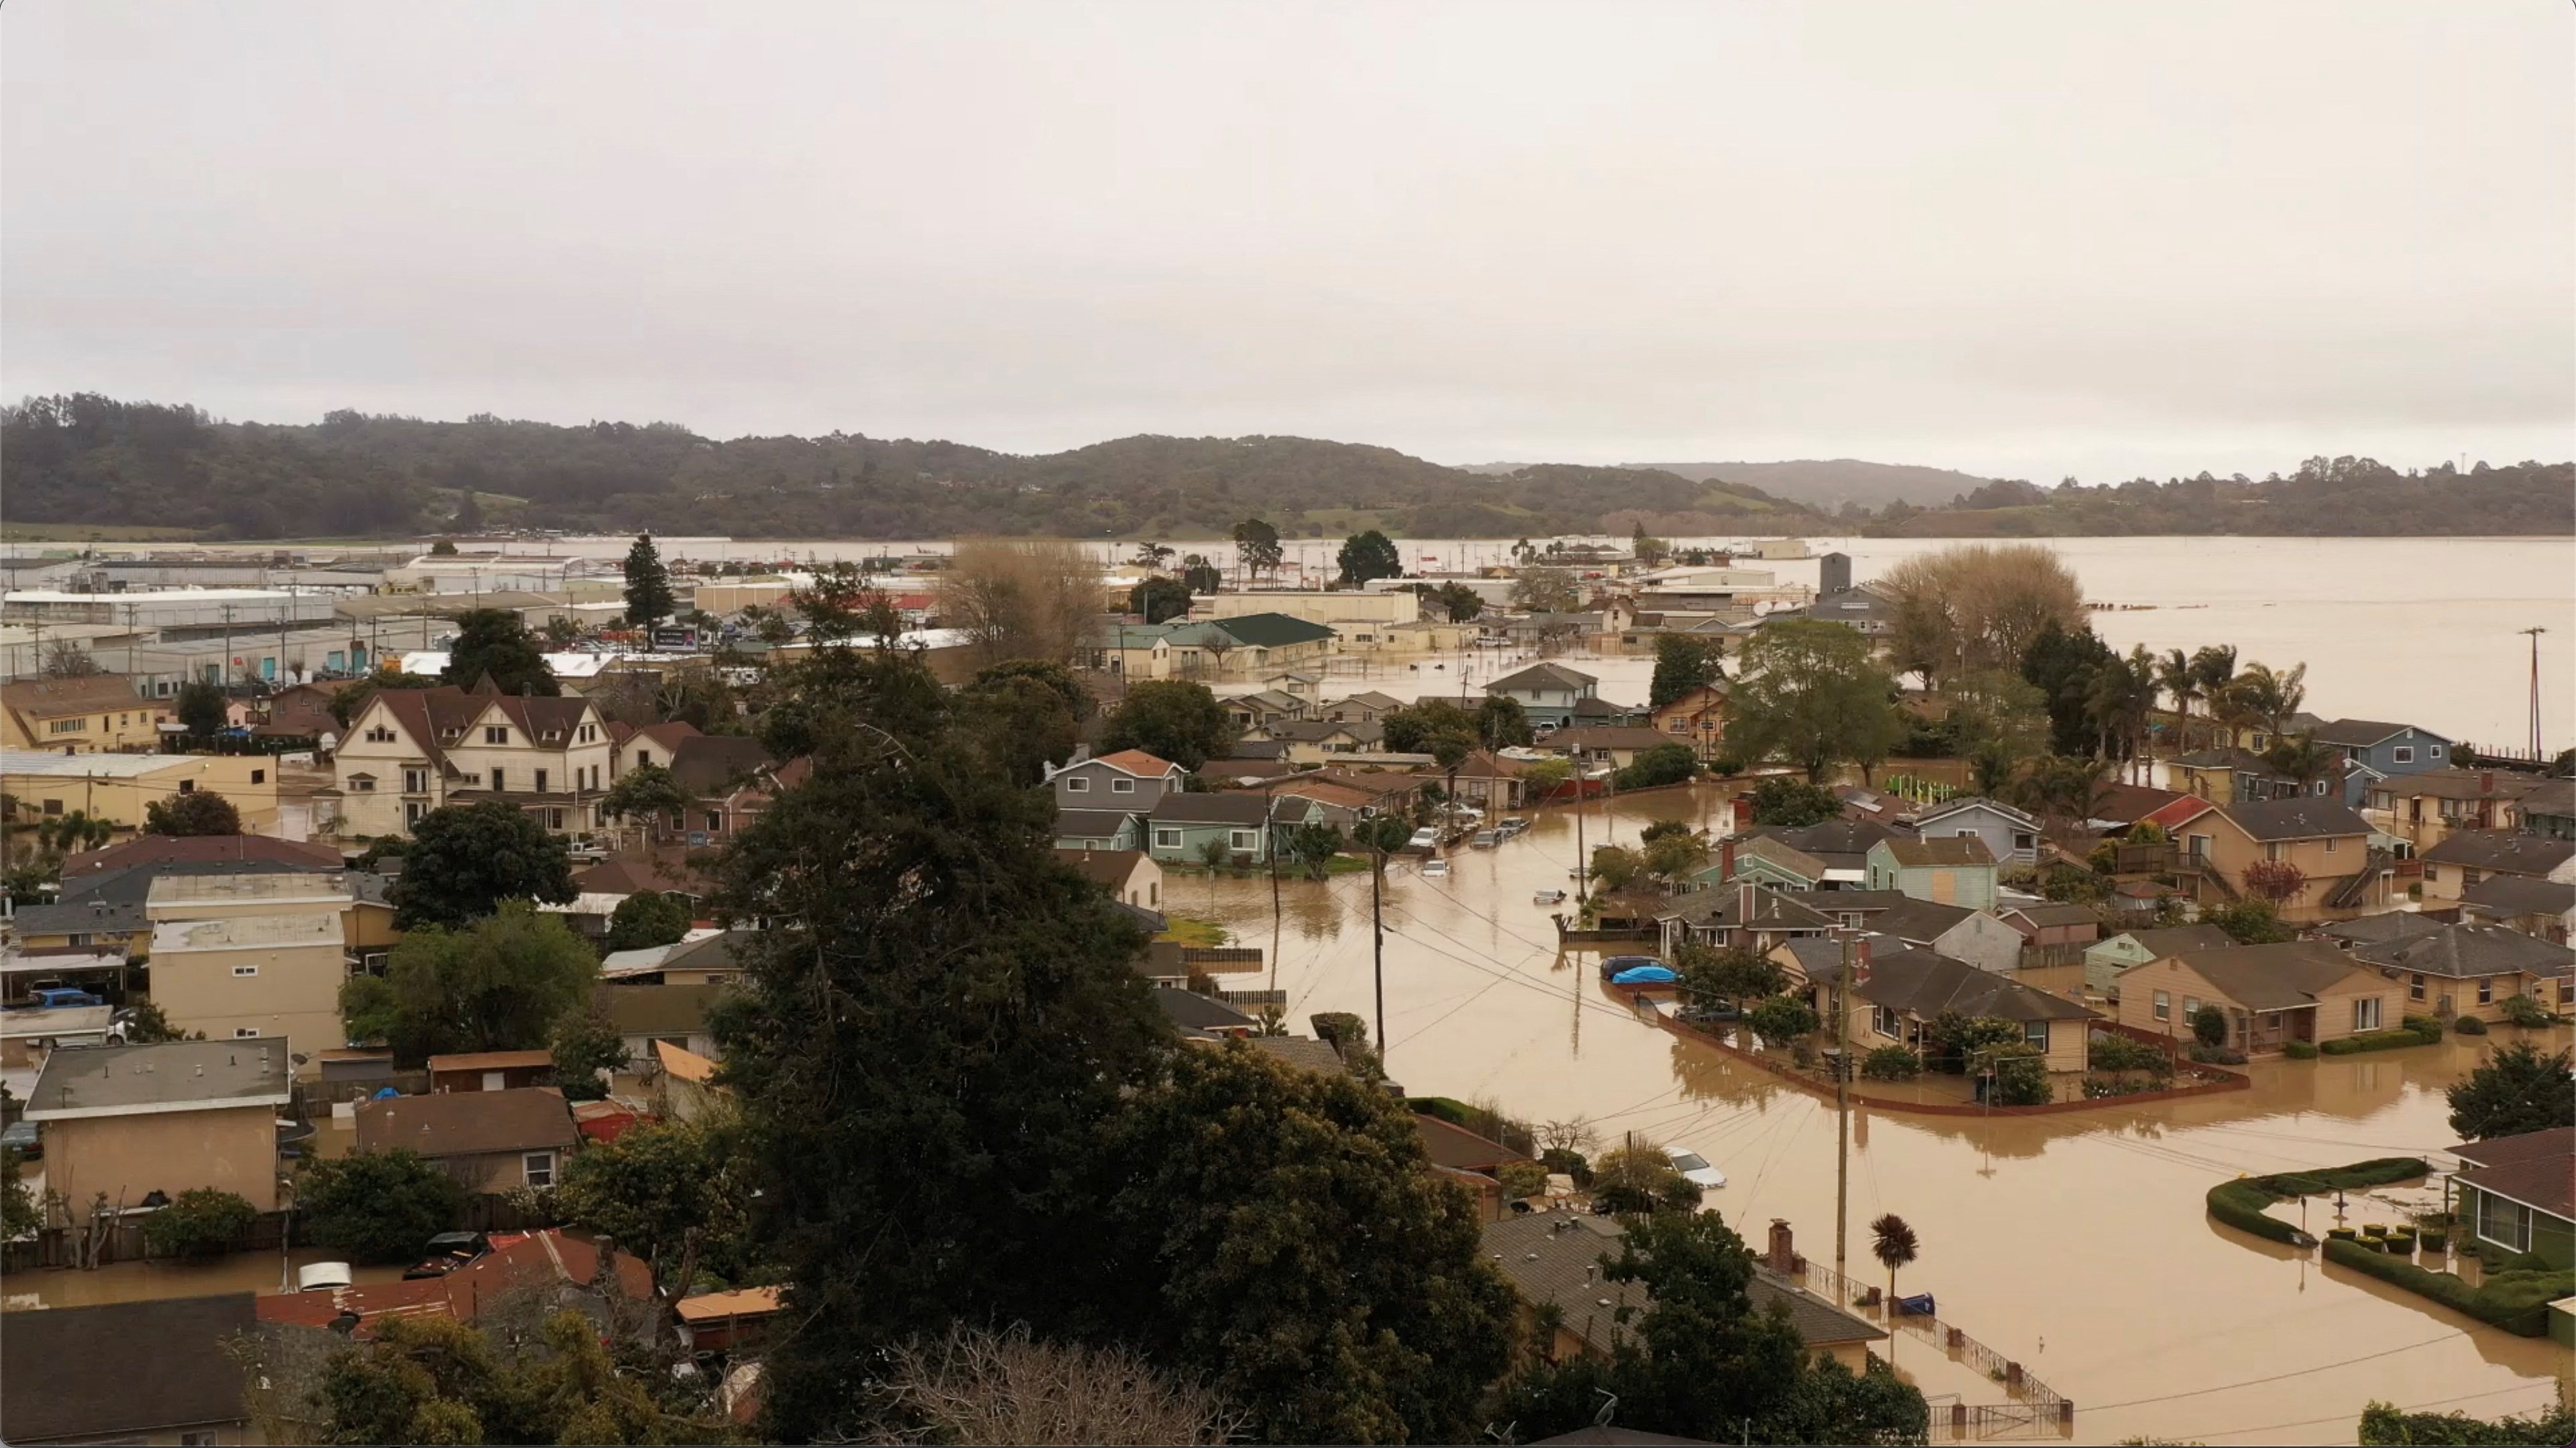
[1200,782,2574,1447]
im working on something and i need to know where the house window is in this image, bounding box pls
[2013,833,2035,851]
[534,769,549,793]
[178,779,196,794]
[47,718,86,734]
[2476,1191,2532,1252]
[1872,1005,1901,1037]
[705,810,722,832]
[1149,882,1159,907]
[636,750,652,767]
[2429,744,2443,759]
[1228,830,1257,852]
[2410,973,2425,1001]
[523,1151,557,1188]
[2391,746,2414,764]
[486,726,508,744]
[351,775,378,793]
[403,769,428,793]
[367,725,396,743]
[490,769,506,794]
[181,1432,219,1447]
[2184,996,2200,1019]
[2424,866,2439,885]
[231,964,259,977]
[1154,828,1183,850]
[1065,776,1090,793]
[2264,842,2281,861]
[2024,1022,2049,1050]
[234,1027,262,1039]
[2352,998,2383,1032]
[2152,990,2171,1021]
[405,802,426,826]
[1111,776,1136,794]
[2477,979,2493,1005]
[251,768,266,784]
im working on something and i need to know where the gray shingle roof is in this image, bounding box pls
[1149,792,1284,826]
[1055,807,1142,839]
[2156,941,2375,1012]
[1204,612,1335,649]
[2313,912,2450,948]
[2312,719,2424,748]
[2104,925,2235,957]
[0,1293,254,1442]
[2350,923,2575,981]
[1153,988,1256,1035]
[2461,875,2576,917]
[1877,836,1998,869]
[6,897,149,938]
[1487,661,1598,692]
[2419,830,2576,875]
[24,1038,293,1117]
[1916,795,2038,830]
[2220,797,2372,842]
[1480,1214,1885,1359]
[1660,884,1839,933]
[1844,950,2097,1023]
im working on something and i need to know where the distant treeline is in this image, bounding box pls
[3,395,2566,541]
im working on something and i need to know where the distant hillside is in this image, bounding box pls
[1629,459,1999,512]
[3,396,2564,541]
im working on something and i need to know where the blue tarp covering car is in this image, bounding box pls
[1609,964,1678,985]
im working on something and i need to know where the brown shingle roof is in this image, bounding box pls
[1877,836,1997,869]
[2220,797,2372,843]
[356,1087,579,1158]
[2449,1127,2573,1222]
[2,674,147,720]
[2419,831,2576,876]
[2159,941,2376,1012]
[0,1293,253,1441]
[1413,1114,1533,1172]
[60,833,343,877]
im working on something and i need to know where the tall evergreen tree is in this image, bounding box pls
[438,609,558,695]
[623,531,678,631]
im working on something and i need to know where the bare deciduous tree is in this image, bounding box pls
[854,1324,1244,1447]
[1879,544,2084,688]
[939,539,1104,668]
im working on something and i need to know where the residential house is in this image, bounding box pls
[1252,717,1386,764]
[0,1003,114,1077]
[145,873,352,1069]
[22,1037,294,1213]
[612,719,699,774]
[1483,1213,1885,1370]
[2360,769,2539,853]
[1484,661,1602,731]
[0,676,165,753]
[60,832,343,880]
[2458,876,2576,945]
[329,681,615,837]
[1094,613,1338,682]
[1195,751,1302,791]
[2521,777,2575,842]
[2312,911,2449,951]
[2166,747,2329,805]
[1322,690,1407,724]
[1996,901,2102,963]
[2082,923,2235,998]
[594,981,727,1066]
[1795,938,2098,1078]
[2349,923,2576,1022]
[2111,940,2396,1053]
[1252,776,1384,830]
[0,1293,258,1447]
[2314,718,2456,802]
[1648,683,1732,761]
[4,896,150,956]
[2446,1128,2572,1270]
[1540,726,1677,772]
[258,679,342,741]
[1413,1114,1533,1222]
[1056,847,1164,912]
[428,1049,557,1094]
[1,749,282,833]
[661,733,788,843]
[355,1086,581,1193]
[1859,896,2025,976]
[1447,749,1538,811]
[2083,782,2191,833]
[1224,689,1312,731]
[1913,796,2041,868]
[1154,986,1259,1040]
[2417,831,2576,908]
[1799,585,1900,641]
[1658,881,1839,959]
[599,929,745,986]
[651,1039,724,1122]
[1863,836,1999,909]
[1053,808,1146,853]
[254,1227,658,1339]
[1721,836,1837,894]
[1259,670,1325,705]
[1144,792,1315,866]
[1049,748,1187,814]
[1495,612,1603,652]
[2168,797,2391,922]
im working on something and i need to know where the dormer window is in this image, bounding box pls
[365,726,397,743]
[486,726,509,744]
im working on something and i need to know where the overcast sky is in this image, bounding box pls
[5,1,2570,480]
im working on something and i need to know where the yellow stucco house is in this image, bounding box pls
[1,677,167,753]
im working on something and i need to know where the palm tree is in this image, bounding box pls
[2221,661,2306,746]
[2189,644,2237,700]
[2263,732,2338,795]
[1870,1212,1920,1314]
[2085,648,2156,781]
[2155,648,2202,749]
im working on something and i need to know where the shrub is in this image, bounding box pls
[2326,1227,2358,1241]
[2419,1230,2447,1252]
[2087,1033,2173,1076]
[2188,1044,2249,1066]
[2321,1239,2571,1336]
[2361,1223,2388,1237]
[2321,1029,2437,1055]
[2282,1040,2319,1059]
[140,1188,259,1258]
[1990,1053,2052,1106]
[296,1149,466,1264]
[1540,1147,1593,1188]
[2083,1076,2163,1099]
[2495,994,2553,1028]
[2452,1014,2488,1036]
[2188,1004,2228,1049]
[2206,1158,2430,1246]
[2401,1013,2443,1036]
[1860,1046,1922,1081]
[1746,994,1819,1049]
[1498,1161,1549,1201]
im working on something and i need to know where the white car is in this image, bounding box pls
[1407,827,1442,851]
[1665,1147,1726,1189]
[1421,858,1450,879]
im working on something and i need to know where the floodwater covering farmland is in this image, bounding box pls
[1188,782,2573,1447]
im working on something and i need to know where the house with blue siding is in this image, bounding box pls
[2314,718,2455,806]
[1864,836,2000,910]
[1144,793,1320,866]
[1912,797,2040,868]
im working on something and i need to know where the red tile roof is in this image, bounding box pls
[1092,748,1181,777]
[254,1229,656,1336]
[61,834,344,877]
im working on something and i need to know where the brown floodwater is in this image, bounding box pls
[1203,782,2575,1447]
[1,1247,405,1311]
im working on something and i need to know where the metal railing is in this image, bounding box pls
[1790,1260,2073,1439]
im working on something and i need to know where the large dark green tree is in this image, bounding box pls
[707,646,1173,1440]
[623,532,678,631]
[438,609,559,696]
[1335,530,1404,586]
[1231,518,1284,581]
[341,902,599,1060]
[2446,1043,2575,1140]
[387,799,577,929]
[1098,679,1236,770]
[1095,1043,1517,1444]
[295,1148,466,1263]
[1650,634,1725,709]
[1128,575,1194,624]
[1724,620,1903,783]
[175,679,228,737]
[2020,621,2117,757]
[603,889,692,952]
[144,790,242,836]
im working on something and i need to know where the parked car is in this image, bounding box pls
[1665,1147,1726,1189]
[1406,827,1442,852]
[402,1232,493,1280]
[1,1119,41,1160]
[1469,830,1500,849]
[28,987,104,1009]
[1598,953,1664,982]
[1421,858,1450,879]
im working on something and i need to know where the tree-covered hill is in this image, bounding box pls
[3,395,2564,541]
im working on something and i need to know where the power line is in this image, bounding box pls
[2185,1380,2564,1444]
[2079,1328,2470,1413]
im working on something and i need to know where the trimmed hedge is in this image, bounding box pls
[2321,1238,2571,1336]
[2282,1040,2319,1059]
[2206,1158,2432,1246]
[2321,1026,2443,1055]
[2452,1015,2488,1036]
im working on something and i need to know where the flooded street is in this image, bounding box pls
[1200,783,2575,1447]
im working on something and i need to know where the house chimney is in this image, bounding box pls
[1720,838,1736,883]
[2480,771,2496,796]
[1738,879,1756,924]
[1767,1219,1795,1274]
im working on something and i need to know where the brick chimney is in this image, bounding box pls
[1739,879,1757,924]
[1719,838,1737,882]
[1767,1219,1795,1274]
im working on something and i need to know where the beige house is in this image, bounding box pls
[2168,797,2390,923]
[355,1086,581,1193]
[23,1037,293,1214]
[145,872,352,1070]
[2347,922,2576,1023]
[328,680,615,838]
[2416,830,2576,908]
[1055,848,1164,912]
[2360,769,2539,853]
[0,676,166,754]
[2112,940,2396,1053]
[1192,590,1420,627]
[1784,935,2096,1078]
[0,748,281,832]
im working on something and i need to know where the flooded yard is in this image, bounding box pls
[1197,782,2575,1446]
[2,1247,406,1311]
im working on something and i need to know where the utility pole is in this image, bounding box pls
[221,604,236,690]
[1371,835,1388,1072]
[2520,627,2547,759]
[1835,929,1853,1282]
